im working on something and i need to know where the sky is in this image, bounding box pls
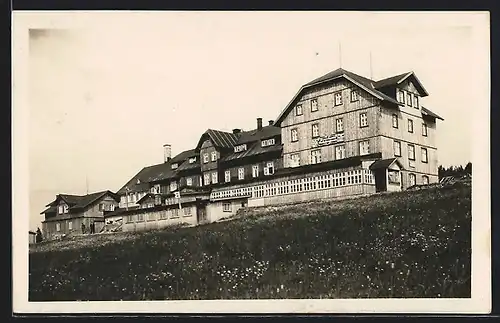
[26,11,489,231]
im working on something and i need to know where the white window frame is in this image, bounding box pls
[421,147,428,163]
[189,157,196,164]
[311,149,322,164]
[295,104,303,116]
[171,163,178,170]
[211,172,218,184]
[359,112,368,128]
[222,202,232,212]
[264,162,274,175]
[422,123,428,136]
[225,170,231,182]
[261,138,275,147]
[183,207,192,217]
[238,167,245,180]
[409,173,416,186]
[311,123,320,138]
[58,205,64,214]
[252,165,259,178]
[359,140,370,155]
[394,141,402,157]
[335,145,346,160]
[335,118,344,133]
[311,98,318,112]
[392,114,398,128]
[186,177,193,186]
[406,92,413,107]
[350,90,358,102]
[204,173,211,185]
[414,95,419,108]
[422,175,429,185]
[170,181,177,192]
[56,223,61,232]
[234,144,247,153]
[334,92,342,106]
[397,90,405,104]
[408,144,416,160]
[290,153,300,167]
[203,153,209,164]
[211,151,217,162]
[68,221,72,230]
[408,119,414,133]
[291,128,298,142]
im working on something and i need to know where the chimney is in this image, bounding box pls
[163,144,171,163]
[232,128,241,134]
[257,118,263,130]
[268,120,274,126]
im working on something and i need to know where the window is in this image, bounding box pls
[414,95,419,108]
[334,92,342,106]
[392,114,399,128]
[359,112,368,127]
[261,138,275,147]
[222,202,232,212]
[252,165,259,178]
[311,123,320,138]
[186,177,193,186]
[98,203,104,211]
[408,144,416,160]
[172,209,179,218]
[171,163,178,169]
[189,157,196,164]
[406,92,413,107]
[388,170,401,184]
[264,162,274,175]
[335,118,344,133]
[290,153,300,167]
[422,175,429,185]
[421,148,428,163]
[58,206,64,214]
[147,213,156,221]
[56,223,61,232]
[183,207,192,217]
[335,145,346,160]
[394,141,402,157]
[211,172,218,184]
[408,173,416,187]
[350,90,359,102]
[359,140,370,155]
[211,151,217,162]
[422,123,428,136]
[68,221,72,230]
[63,205,68,213]
[295,104,303,116]
[397,90,405,104]
[203,153,209,164]
[238,167,245,180]
[138,214,144,222]
[311,149,322,164]
[234,144,247,153]
[225,170,231,182]
[170,181,177,192]
[311,99,318,112]
[204,173,210,185]
[160,210,168,220]
[408,119,414,133]
[291,128,298,142]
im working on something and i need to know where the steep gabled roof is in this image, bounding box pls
[116,163,170,194]
[374,71,429,96]
[41,190,119,214]
[195,129,239,150]
[275,68,402,126]
[222,142,282,162]
[369,158,404,171]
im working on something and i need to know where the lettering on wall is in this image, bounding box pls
[312,133,345,147]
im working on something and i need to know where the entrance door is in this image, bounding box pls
[374,169,387,192]
[197,205,207,224]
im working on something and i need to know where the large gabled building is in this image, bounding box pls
[110,66,443,232]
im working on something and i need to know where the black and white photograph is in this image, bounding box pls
[12,11,490,313]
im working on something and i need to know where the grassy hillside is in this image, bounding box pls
[29,183,471,301]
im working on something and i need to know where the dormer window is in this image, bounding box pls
[189,157,196,164]
[170,181,178,192]
[397,90,405,104]
[136,179,141,185]
[406,92,413,107]
[211,151,217,162]
[171,163,178,170]
[414,95,419,108]
[234,144,247,153]
[261,138,275,147]
[203,153,209,164]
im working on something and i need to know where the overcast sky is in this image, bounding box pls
[26,12,489,231]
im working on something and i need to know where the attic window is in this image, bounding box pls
[295,104,303,116]
[189,157,196,164]
[171,163,178,170]
[234,144,247,153]
[397,90,405,104]
[136,179,141,185]
[261,138,275,147]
